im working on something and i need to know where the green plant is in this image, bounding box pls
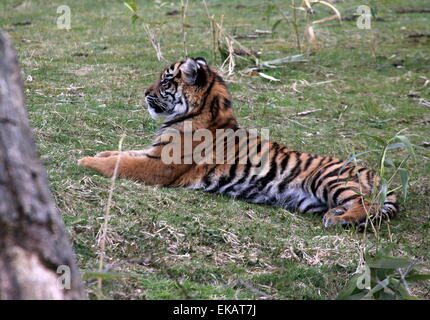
[340,130,415,233]
[337,244,430,300]
[336,131,430,299]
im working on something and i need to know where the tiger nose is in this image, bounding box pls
[144,88,151,96]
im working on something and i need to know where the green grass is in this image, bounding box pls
[1,0,429,299]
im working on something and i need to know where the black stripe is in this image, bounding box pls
[144,154,161,159]
[322,187,329,203]
[248,139,262,161]
[244,191,259,201]
[210,96,220,120]
[278,153,302,193]
[153,141,170,147]
[216,116,239,130]
[214,163,239,192]
[279,152,290,172]
[302,202,326,214]
[311,160,346,194]
[302,155,315,171]
[255,144,279,187]
[202,165,218,188]
[237,173,261,199]
[366,170,374,190]
[357,167,367,174]
[326,178,348,188]
[226,160,253,192]
[332,187,351,205]
[194,66,208,88]
[200,77,216,109]
[296,197,306,209]
[309,160,341,195]
[338,194,360,206]
[301,155,320,189]
[223,98,232,109]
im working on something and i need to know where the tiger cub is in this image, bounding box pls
[78,57,398,228]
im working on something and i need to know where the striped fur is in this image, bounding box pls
[78,57,399,228]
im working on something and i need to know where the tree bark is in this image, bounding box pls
[0,31,86,299]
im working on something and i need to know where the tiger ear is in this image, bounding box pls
[179,58,199,85]
[195,57,207,67]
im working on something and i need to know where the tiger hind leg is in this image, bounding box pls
[322,194,398,229]
[322,200,370,228]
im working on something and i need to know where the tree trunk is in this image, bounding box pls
[0,31,86,299]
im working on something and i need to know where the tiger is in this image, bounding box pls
[78,57,398,228]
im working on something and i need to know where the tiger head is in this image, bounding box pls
[144,57,216,120]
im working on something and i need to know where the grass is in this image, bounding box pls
[1,0,429,299]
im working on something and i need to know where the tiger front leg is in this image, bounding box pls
[77,155,185,186]
[95,150,148,158]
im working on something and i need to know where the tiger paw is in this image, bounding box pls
[322,208,347,228]
[77,157,95,167]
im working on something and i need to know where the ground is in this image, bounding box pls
[1,0,429,299]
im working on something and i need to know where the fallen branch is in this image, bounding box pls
[396,8,430,14]
[407,33,430,38]
[285,117,311,129]
[417,98,430,108]
[292,108,322,117]
[241,54,307,74]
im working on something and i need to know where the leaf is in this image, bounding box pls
[271,19,283,34]
[361,133,387,147]
[363,278,389,298]
[404,295,422,300]
[384,158,395,168]
[389,277,410,298]
[378,178,388,206]
[405,273,430,282]
[398,168,409,201]
[395,135,415,157]
[378,291,396,300]
[336,274,361,300]
[367,256,412,269]
[346,291,369,300]
[124,0,137,13]
[386,142,405,150]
